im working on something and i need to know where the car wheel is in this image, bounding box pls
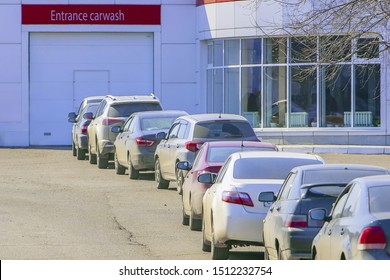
[176,167,184,195]
[182,205,189,226]
[97,145,108,169]
[114,153,126,175]
[202,218,211,252]
[76,147,86,160]
[88,144,97,165]
[72,141,77,157]
[189,208,202,231]
[155,158,169,189]
[128,159,139,179]
[211,234,229,260]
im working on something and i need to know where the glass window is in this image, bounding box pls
[320,35,351,63]
[264,38,287,64]
[291,36,317,63]
[168,123,180,139]
[278,172,297,200]
[206,146,275,162]
[354,64,380,127]
[209,69,223,113]
[224,39,240,66]
[264,66,287,127]
[122,116,133,132]
[193,121,256,139]
[241,67,262,128]
[290,66,317,127]
[303,169,387,184]
[141,117,178,131]
[357,38,379,59]
[331,190,350,219]
[242,38,262,65]
[215,157,231,183]
[224,68,240,114]
[369,186,390,213]
[320,65,351,127]
[177,121,189,139]
[108,103,162,118]
[213,40,223,67]
[341,185,360,217]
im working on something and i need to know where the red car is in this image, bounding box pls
[177,140,278,231]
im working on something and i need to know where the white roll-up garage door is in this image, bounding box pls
[29,32,153,145]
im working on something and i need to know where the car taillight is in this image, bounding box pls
[185,141,203,152]
[222,191,254,207]
[285,214,308,228]
[102,118,122,126]
[204,166,221,174]
[136,137,154,147]
[81,123,89,134]
[358,226,386,250]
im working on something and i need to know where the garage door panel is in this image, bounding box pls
[30,32,153,145]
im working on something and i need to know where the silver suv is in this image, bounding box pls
[154,113,260,193]
[87,94,163,169]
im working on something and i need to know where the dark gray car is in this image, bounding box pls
[259,164,390,260]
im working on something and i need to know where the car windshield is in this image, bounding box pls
[369,185,390,213]
[233,158,322,179]
[207,146,275,162]
[193,121,255,139]
[141,117,178,131]
[303,169,387,184]
[108,103,162,118]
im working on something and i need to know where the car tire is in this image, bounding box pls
[88,144,97,165]
[202,218,211,252]
[189,208,202,231]
[97,146,108,169]
[155,158,169,189]
[114,153,126,175]
[211,234,229,260]
[76,147,86,160]
[128,159,139,179]
[72,141,77,157]
[176,167,184,195]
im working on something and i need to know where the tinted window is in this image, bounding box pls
[168,123,180,139]
[278,172,297,200]
[233,158,322,179]
[303,169,386,184]
[341,185,360,217]
[193,121,255,139]
[141,117,177,131]
[369,185,390,213]
[305,186,345,199]
[207,146,275,162]
[108,103,162,118]
[177,122,189,139]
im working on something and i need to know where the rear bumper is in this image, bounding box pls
[280,227,320,260]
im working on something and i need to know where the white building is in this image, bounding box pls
[0,0,389,147]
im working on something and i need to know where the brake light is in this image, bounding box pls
[358,226,386,250]
[136,137,154,147]
[185,141,203,152]
[285,215,308,228]
[102,118,123,126]
[81,123,89,134]
[222,191,254,207]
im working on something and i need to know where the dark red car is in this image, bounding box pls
[177,140,278,231]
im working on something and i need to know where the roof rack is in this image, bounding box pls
[105,94,116,100]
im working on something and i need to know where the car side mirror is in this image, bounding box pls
[198,173,217,184]
[258,191,276,202]
[308,208,329,227]
[111,126,122,133]
[176,161,192,171]
[83,112,94,120]
[156,131,167,140]
[68,112,77,123]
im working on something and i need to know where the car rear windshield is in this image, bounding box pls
[369,185,390,213]
[303,169,387,184]
[233,158,322,179]
[304,186,345,198]
[193,121,256,139]
[141,117,178,131]
[108,103,162,118]
[207,146,276,162]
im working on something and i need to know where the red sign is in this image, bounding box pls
[22,4,161,25]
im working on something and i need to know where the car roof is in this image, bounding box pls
[204,140,276,149]
[105,95,161,103]
[177,113,249,123]
[132,110,188,118]
[349,174,390,186]
[230,151,324,161]
[290,163,390,173]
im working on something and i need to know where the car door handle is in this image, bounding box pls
[167,144,170,148]
[327,229,332,236]
[176,144,180,148]
[274,206,281,211]
[340,228,344,235]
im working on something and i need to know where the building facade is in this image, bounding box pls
[0,0,389,146]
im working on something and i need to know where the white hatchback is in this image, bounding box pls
[201,151,325,260]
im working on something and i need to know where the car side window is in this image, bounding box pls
[177,121,189,139]
[122,117,133,132]
[341,184,360,218]
[95,100,107,118]
[168,123,181,139]
[128,116,137,133]
[331,188,350,219]
[192,146,205,169]
[277,172,297,201]
[215,157,231,183]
